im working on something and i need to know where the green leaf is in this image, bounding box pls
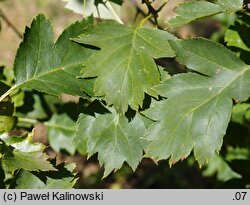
[45,113,76,155]
[226,146,250,161]
[225,29,250,52]
[1,132,56,173]
[13,14,95,98]
[169,39,250,101]
[231,103,250,125]
[0,82,14,118]
[143,38,250,165]
[14,171,46,189]
[12,163,77,189]
[168,0,243,27]
[75,21,176,113]
[0,116,17,134]
[203,154,242,182]
[16,94,47,124]
[0,83,16,133]
[217,0,244,11]
[74,109,147,177]
[25,94,47,119]
[225,17,250,52]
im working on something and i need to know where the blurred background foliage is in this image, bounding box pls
[0,0,250,188]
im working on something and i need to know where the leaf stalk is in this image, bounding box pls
[0,85,18,102]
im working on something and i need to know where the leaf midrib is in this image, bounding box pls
[155,67,250,152]
[33,21,42,77]
[15,61,84,91]
[187,66,250,115]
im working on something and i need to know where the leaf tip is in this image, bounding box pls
[169,159,177,168]
[180,155,186,161]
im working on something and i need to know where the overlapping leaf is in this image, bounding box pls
[45,113,76,155]
[75,21,176,113]
[74,109,148,177]
[203,154,241,182]
[0,132,56,173]
[203,147,249,183]
[12,163,77,189]
[143,38,250,165]
[225,15,250,66]
[168,0,243,27]
[231,103,250,125]
[0,82,17,133]
[13,14,95,98]
[0,132,77,188]
[0,116,17,134]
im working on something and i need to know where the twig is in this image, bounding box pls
[18,117,38,124]
[142,0,159,26]
[0,7,22,39]
[133,0,164,29]
[134,4,158,27]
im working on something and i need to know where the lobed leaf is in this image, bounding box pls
[0,116,17,134]
[231,103,250,125]
[12,163,77,189]
[203,154,242,182]
[45,113,76,155]
[74,109,147,177]
[0,81,10,96]
[75,21,176,113]
[0,132,56,173]
[143,38,250,165]
[225,16,250,59]
[13,14,95,98]
[168,0,243,27]
[217,0,244,11]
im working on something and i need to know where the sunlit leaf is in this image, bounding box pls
[12,163,77,189]
[0,132,56,173]
[143,38,250,165]
[74,109,147,177]
[75,21,176,113]
[169,0,243,27]
[13,14,95,98]
[203,154,242,182]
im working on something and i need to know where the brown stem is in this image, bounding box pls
[0,7,22,39]
[142,0,159,26]
[133,1,164,29]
